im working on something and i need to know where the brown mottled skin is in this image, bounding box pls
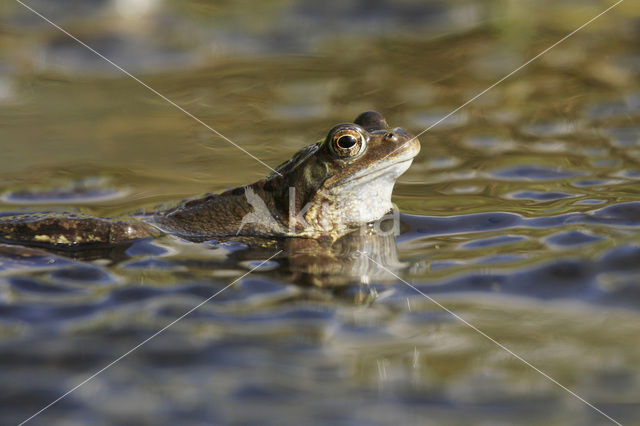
[0,213,153,248]
[0,111,420,249]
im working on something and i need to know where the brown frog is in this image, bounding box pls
[0,111,420,249]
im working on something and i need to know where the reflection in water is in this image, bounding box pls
[282,224,404,288]
[1,0,640,424]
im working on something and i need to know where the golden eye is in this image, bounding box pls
[330,128,366,158]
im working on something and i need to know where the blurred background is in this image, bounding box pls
[0,0,637,212]
[1,0,640,425]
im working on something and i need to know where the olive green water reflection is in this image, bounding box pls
[1,0,640,425]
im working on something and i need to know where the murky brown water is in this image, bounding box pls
[1,0,640,424]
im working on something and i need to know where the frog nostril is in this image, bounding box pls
[384,132,398,142]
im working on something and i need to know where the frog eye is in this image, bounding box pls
[330,128,366,158]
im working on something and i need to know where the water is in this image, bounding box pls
[1,0,640,424]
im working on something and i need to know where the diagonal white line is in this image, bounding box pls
[383,0,624,162]
[357,251,622,426]
[15,0,282,177]
[18,250,283,426]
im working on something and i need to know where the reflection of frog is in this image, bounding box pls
[0,111,420,249]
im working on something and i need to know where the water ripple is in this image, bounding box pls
[490,165,586,181]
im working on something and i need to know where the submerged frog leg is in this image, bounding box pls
[0,213,153,249]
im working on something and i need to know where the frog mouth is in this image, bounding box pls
[333,157,415,187]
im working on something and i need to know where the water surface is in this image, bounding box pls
[1,0,640,424]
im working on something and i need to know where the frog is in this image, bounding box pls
[0,111,420,250]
